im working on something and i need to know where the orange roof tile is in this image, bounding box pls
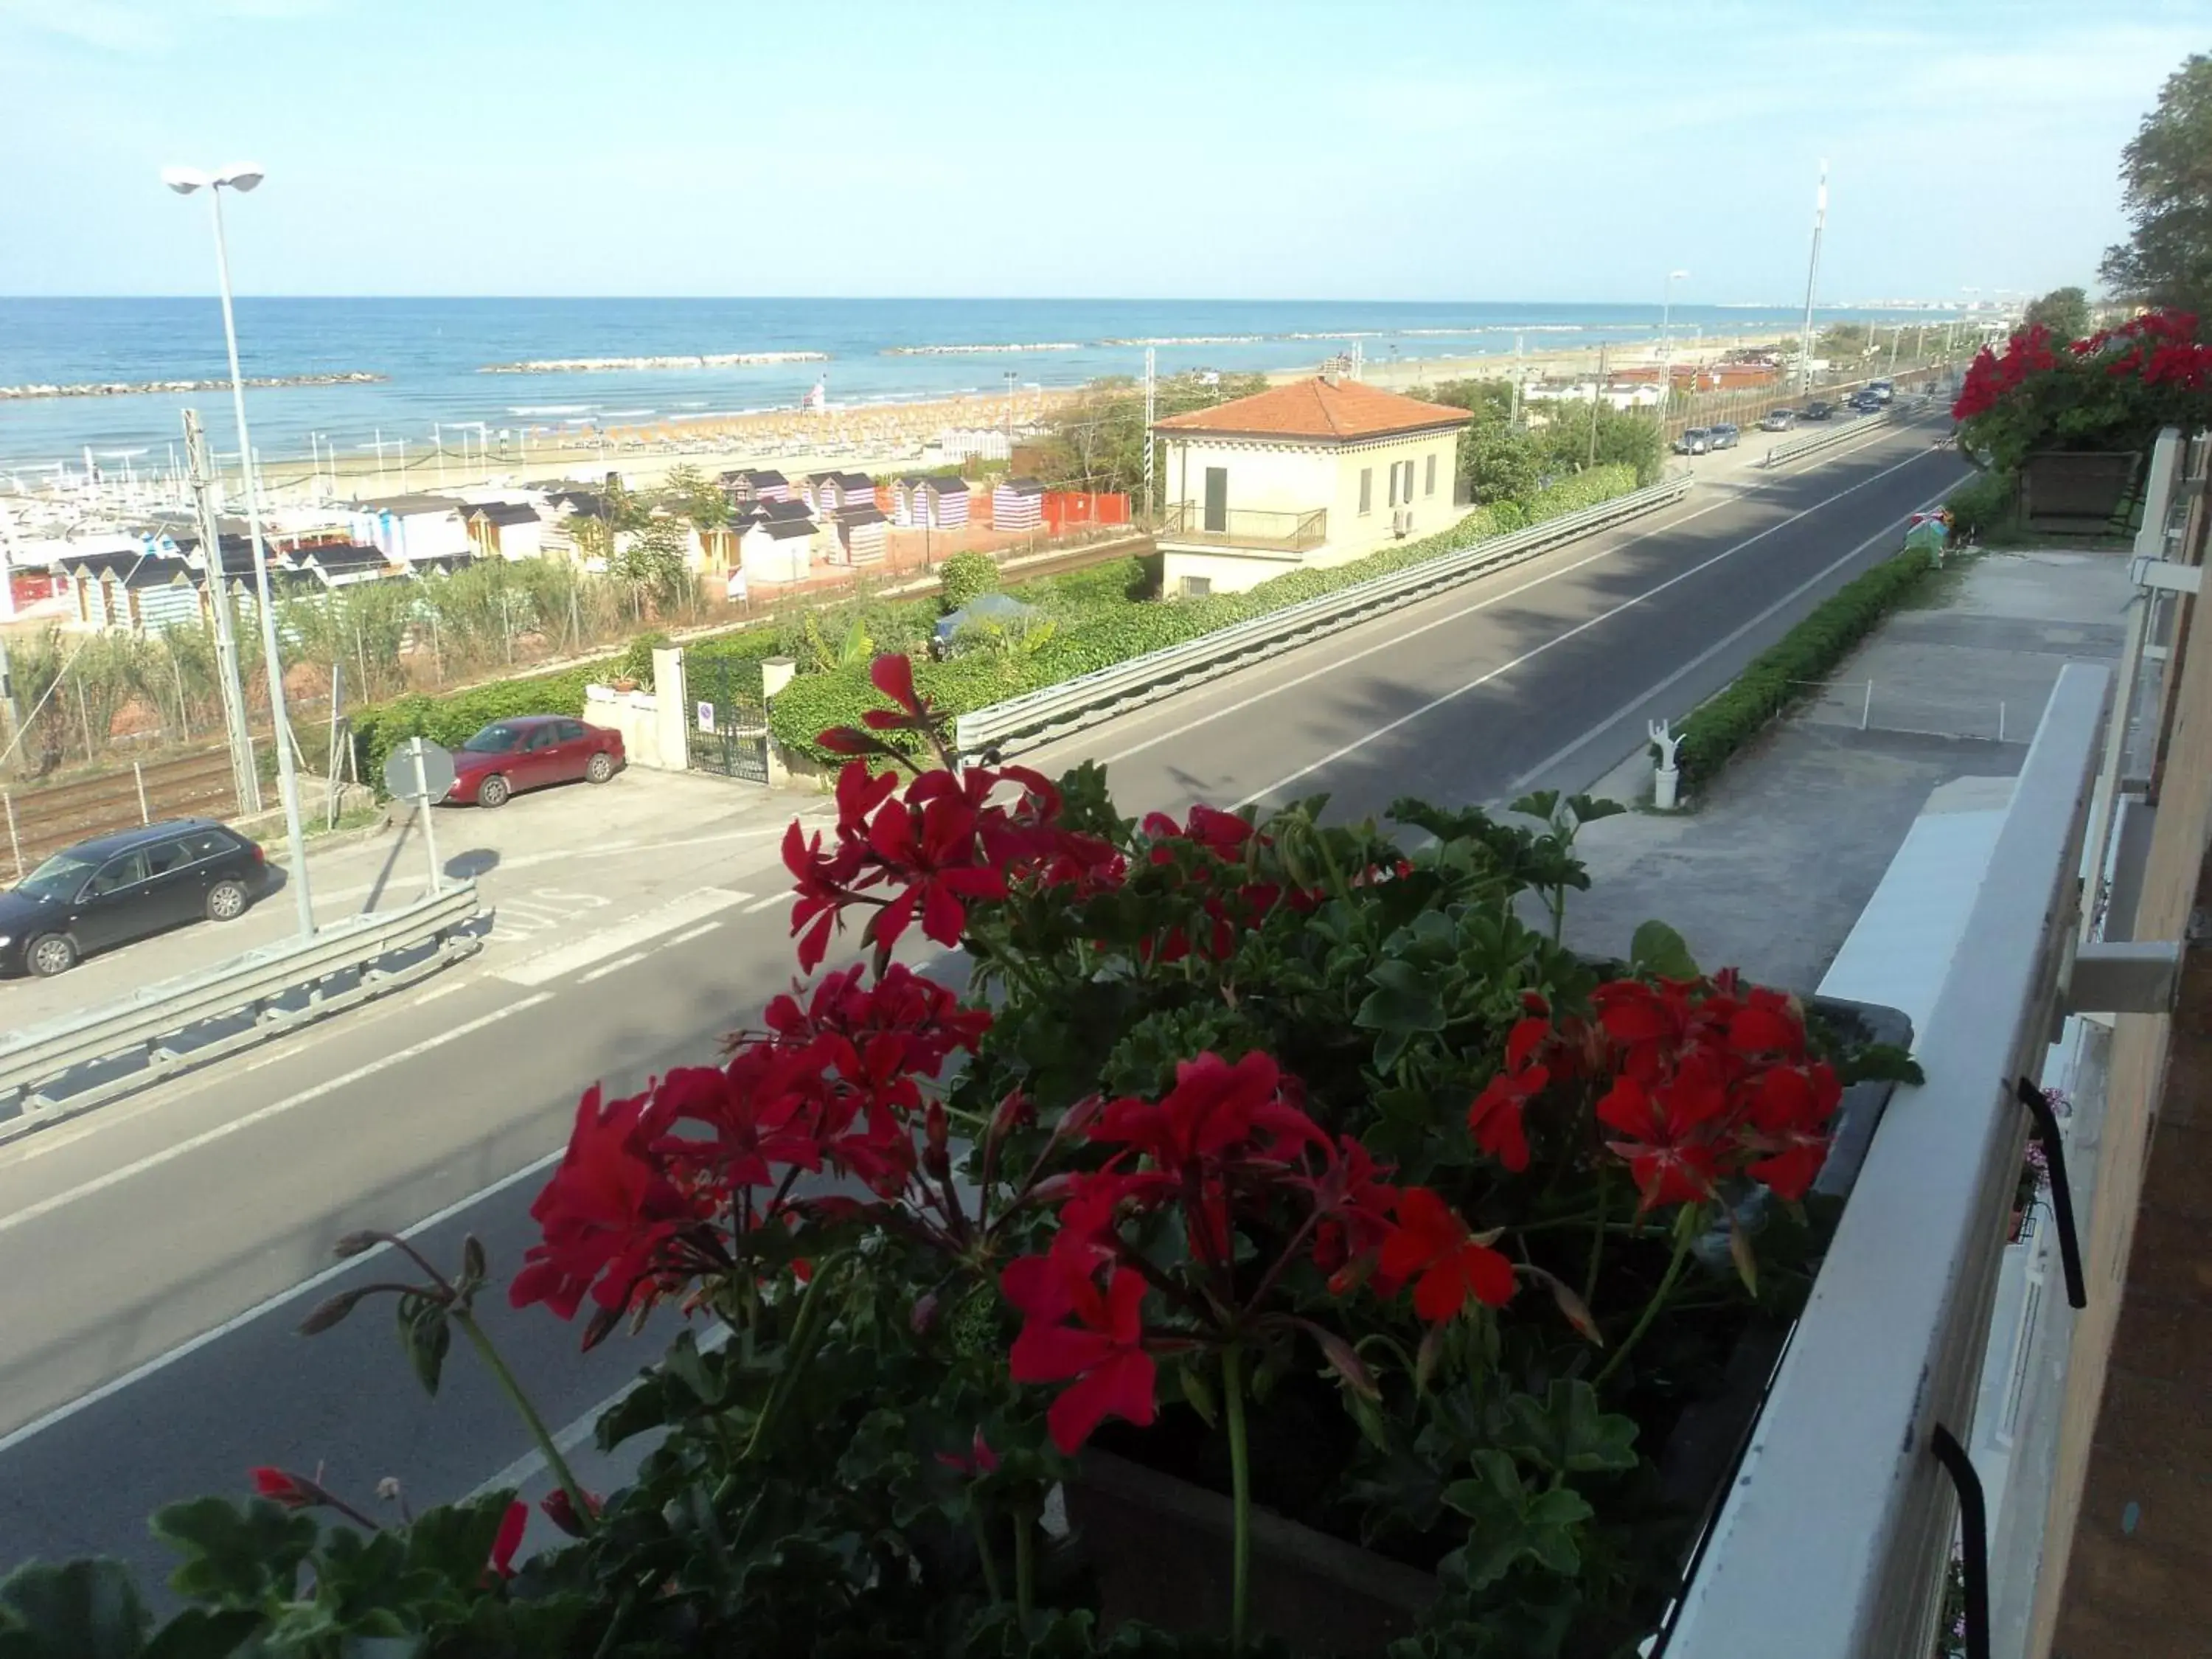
[1152,377,1473,442]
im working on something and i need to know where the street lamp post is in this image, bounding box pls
[1659,269,1688,428]
[163,162,315,941]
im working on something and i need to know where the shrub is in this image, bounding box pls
[1672,544,1936,790]
[938,550,1001,615]
[769,466,1640,759]
[1945,470,2016,539]
[352,660,613,794]
[619,630,671,689]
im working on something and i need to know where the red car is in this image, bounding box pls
[445,715,625,808]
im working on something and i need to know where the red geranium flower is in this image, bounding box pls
[249,1467,317,1510]
[488,1500,529,1579]
[1378,1187,1515,1323]
[1467,1061,1546,1172]
[1007,1263,1158,1453]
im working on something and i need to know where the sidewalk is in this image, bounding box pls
[1555,547,2135,995]
[0,767,822,1030]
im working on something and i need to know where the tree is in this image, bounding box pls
[1815,321,1874,361]
[1528,401,1666,485]
[612,515,695,619]
[1418,378,1515,424]
[659,465,728,532]
[2024,286,2091,342]
[1032,370,1270,497]
[1461,425,1543,505]
[2102,54,2212,318]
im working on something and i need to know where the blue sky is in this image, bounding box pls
[0,0,2204,302]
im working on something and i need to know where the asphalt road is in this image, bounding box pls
[0,419,1964,1584]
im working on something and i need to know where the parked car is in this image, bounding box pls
[0,818,266,978]
[1759,408,1798,432]
[1674,427,1712,456]
[1846,391,1882,414]
[1868,379,1896,404]
[1708,422,1740,450]
[446,715,625,808]
[1801,401,1835,421]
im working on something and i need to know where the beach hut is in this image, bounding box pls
[835,504,889,565]
[462,501,545,560]
[352,493,470,563]
[992,477,1046,533]
[296,543,397,589]
[922,476,971,529]
[728,468,791,504]
[739,513,816,585]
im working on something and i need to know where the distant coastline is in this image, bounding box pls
[0,371,383,401]
[479,352,830,374]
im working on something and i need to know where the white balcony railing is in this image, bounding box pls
[1663,428,2199,1658]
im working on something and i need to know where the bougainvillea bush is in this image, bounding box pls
[1952,307,2212,474]
[1,655,1912,1659]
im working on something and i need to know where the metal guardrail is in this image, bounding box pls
[954,476,1694,759]
[0,883,482,1141]
[1666,664,2110,1658]
[1759,406,1898,468]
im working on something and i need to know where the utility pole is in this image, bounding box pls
[1004,371,1017,454]
[1798,161,1828,399]
[1588,343,1608,467]
[184,410,263,816]
[1142,347,1157,521]
[0,500,21,770]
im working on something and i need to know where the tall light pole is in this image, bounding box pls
[1659,269,1688,428]
[1798,162,1829,399]
[163,162,315,940]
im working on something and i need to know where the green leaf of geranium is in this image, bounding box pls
[1629,919,1700,981]
[150,1498,315,1607]
[0,1559,151,1659]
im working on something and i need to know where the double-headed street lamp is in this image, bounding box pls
[162,162,315,940]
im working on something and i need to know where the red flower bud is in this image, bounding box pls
[539,1486,602,1538]
[924,1100,950,1181]
[248,1467,318,1511]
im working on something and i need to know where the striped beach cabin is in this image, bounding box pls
[836,504,890,565]
[728,468,792,504]
[992,476,1046,533]
[920,476,971,529]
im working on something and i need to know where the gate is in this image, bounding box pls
[685,658,771,784]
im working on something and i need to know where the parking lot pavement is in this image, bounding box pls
[0,768,824,1031]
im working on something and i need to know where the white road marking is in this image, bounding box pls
[494,888,749,987]
[0,1138,571,1458]
[664,920,723,947]
[1231,444,1950,808]
[576,950,649,985]
[1498,480,1961,797]
[0,993,556,1242]
[1042,427,1930,777]
[743,892,787,914]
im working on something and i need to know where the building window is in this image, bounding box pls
[1425,453,1437,497]
[1387,463,1398,509]
[1180,574,1212,597]
[1359,467,1373,515]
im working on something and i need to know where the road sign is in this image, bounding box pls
[383,737,456,802]
[697,701,715,734]
[381,737,455,897]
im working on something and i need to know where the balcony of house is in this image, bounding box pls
[1660,427,2212,1659]
[1155,500,1328,553]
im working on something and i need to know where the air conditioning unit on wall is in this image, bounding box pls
[1391,508,1411,537]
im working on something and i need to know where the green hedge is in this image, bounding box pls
[351,659,617,793]
[769,465,1639,759]
[1672,544,1937,792]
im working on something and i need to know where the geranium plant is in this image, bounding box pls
[0,654,1916,1659]
[1952,307,2212,474]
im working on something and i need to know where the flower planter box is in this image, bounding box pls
[1066,1447,1439,1654]
[1070,992,1914,1658]
[2020,451,2141,532]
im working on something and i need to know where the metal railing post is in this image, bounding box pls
[133,760,150,824]
[1,791,18,880]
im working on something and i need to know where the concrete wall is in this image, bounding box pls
[582,684,676,769]
[1323,428,1460,557]
[1161,437,1335,520]
[1159,546,1308,597]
